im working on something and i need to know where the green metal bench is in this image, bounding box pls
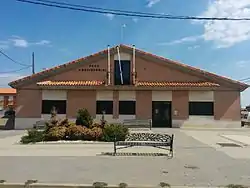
[114,132,174,157]
[123,119,152,129]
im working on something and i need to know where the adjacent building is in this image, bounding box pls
[0,88,16,113]
[9,44,249,129]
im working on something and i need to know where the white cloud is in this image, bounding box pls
[0,73,26,87]
[10,37,29,47]
[104,13,115,20]
[188,45,200,50]
[158,35,203,45]
[235,60,250,68]
[35,40,51,45]
[146,0,161,7]
[132,18,139,23]
[1,36,51,48]
[197,0,250,48]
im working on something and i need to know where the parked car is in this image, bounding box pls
[241,109,250,127]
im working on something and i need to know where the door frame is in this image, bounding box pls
[152,101,172,128]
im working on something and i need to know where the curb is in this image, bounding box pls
[0,182,229,188]
[17,141,113,145]
[180,127,250,131]
[219,134,249,147]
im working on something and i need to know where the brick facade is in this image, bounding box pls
[10,45,247,129]
[67,90,96,118]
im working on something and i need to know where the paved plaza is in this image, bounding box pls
[0,128,250,186]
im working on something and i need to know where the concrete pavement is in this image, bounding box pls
[0,129,249,186]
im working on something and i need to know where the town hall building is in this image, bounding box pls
[9,44,249,129]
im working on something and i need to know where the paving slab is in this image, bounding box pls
[220,134,250,146]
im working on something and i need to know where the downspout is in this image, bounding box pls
[117,46,124,85]
[107,45,111,85]
[132,45,136,85]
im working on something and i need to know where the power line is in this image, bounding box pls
[35,0,169,16]
[0,66,31,74]
[239,77,250,81]
[17,0,250,21]
[0,49,31,67]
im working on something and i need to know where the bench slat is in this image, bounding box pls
[116,141,171,146]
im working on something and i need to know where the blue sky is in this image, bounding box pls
[1,0,250,106]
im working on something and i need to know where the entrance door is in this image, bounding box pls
[152,101,172,128]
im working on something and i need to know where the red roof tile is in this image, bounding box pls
[37,80,104,86]
[137,81,220,87]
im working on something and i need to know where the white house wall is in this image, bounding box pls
[189,91,214,101]
[42,90,67,100]
[96,91,113,100]
[119,91,136,101]
[41,114,66,120]
[114,52,131,60]
[152,91,172,101]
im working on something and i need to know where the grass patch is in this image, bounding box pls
[226,184,248,188]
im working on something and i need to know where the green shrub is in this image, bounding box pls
[75,108,93,128]
[20,129,44,144]
[90,127,103,141]
[45,118,71,134]
[93,182,108,188]
[90,123,102,129]
[103,124,129,142]
[118,183,128,188]
[44,126,67,141]
[159,182,171,188]
[44,119,58,133]
[226,185,247,188]
[66,125,86,140]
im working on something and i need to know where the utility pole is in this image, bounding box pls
[32,52,35,74]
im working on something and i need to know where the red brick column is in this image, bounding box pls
[13,96,17,108]
[16,89,42,118]
[113,90,119,119]
[214,91,241,121]
[136,90,152,119]
[172,91,189,120]
[3,96,9,109]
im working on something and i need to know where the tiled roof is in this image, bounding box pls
[37,80,219,87]
[37,80,104,86]
[0,88,16,94]
[137,81,220,87]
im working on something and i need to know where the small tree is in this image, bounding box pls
[75,108,93,128]
[50,106,57,120]
[100,110,107,128]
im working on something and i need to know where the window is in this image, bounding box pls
[0,96,3,111]
[189,102,214,116]
[114,60,131,85]
[96,101,113,114]
[42,100,67,114]
[119,101,136,115]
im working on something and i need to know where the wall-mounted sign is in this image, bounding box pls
[78,68,106,72]
[89,64,99,68]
